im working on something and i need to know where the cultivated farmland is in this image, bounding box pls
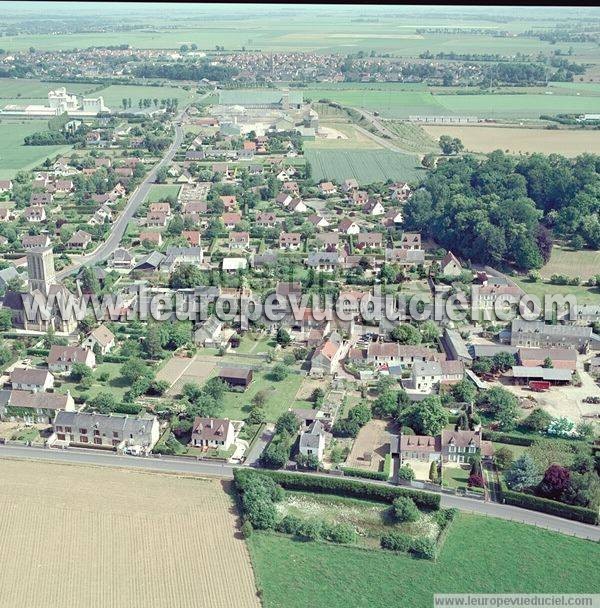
[0,460,260,608]
[305,148,424,184]
[422,125,600,156]
[540,245,600,280]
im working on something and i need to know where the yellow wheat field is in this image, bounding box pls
[0,460,260,608]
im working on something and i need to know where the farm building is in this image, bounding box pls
[218,368,253,391]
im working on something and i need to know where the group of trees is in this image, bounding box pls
[261,411,300,468]
[404,151,600,269]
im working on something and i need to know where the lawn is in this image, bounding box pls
[234,334,276,355]
[513,277,600,306]
[144,184,181,203]
[219,365,307,422]
[540,246,600,281]
[304,149,424,185]
[441,465,470,489]
[0,119,73,179]
[55,362,143,401]
[248,514,600,608]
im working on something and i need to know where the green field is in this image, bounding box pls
[513,277,600,306]
[303,88,600,120]
[219,366,309,422]
[0,78,100,99]
[95,84,197,112]
[305,148,424,184]
[144,184,181,203]
[0,119,73,179]
[248,514,600,608]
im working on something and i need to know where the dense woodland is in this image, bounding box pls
[404,151,600,270]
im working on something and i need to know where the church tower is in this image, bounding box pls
[27,247,56,295]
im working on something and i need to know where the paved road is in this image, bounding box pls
[441,493,600,541]
[1,443,598,540]
[56,112,187,280]
[351,106,398,140]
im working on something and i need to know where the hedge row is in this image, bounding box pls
[250,470,440,511]
[340,467,388,482]
[26,348,50,357]
[102,354,129,364]
[481,430,534,447]
[499,480,598,525]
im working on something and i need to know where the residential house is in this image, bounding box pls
[400,232,421,250]
[342,178,359,193]
[306,252,342,272]
[222,257,248,273]
[299,420,326,461]
[82,325,116,355]
[67,230,92,249]
[510,319,593,354]
[161,246,204,272]
[0,179,13,193]
[276,192,293,208]
[440,251,463,276]
[30,192,53,206]
[288,198,308,213]
[229,231,250,250]
[316,232,340,250]
[190,417,235,450]
[139,231,163,247]
[390,182,412,202]
[362,198,385,216]
[24,206,46,222]
[319,181,337,196]
[310,334,343,376]
[149,202,171,216]
[10,368,54,392]
[222,212,242,230]
[182,231,202,247]
[22,234,51,249]
[385,248,425,267]
[0,390,75,424]
[47,345,96,373]
[338,219,360,235]
[111,248,134,269]
[356,232,383,250]
[256,212,278,228]
[194,315,223,346]
[307,214,329,230]
[279,232,302,251]
[53,411,160,451]
[146,211,168,227]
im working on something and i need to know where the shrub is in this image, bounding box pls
[325,523,356,544]
[398,464,416,481]
[468,474,484,488]
[276,515,303,536]
[410,536,437,560]
[392,497,420,523]
[493,446,514,470]
[298,519,322,541]
[241,520,253,539]
[521,408,554,432]
[340,467,387,481]
[380,531,412,552]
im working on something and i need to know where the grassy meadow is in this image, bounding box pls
[248,513,600,608]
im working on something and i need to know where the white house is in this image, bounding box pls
[190,417,235,450]
[299,420,326,461]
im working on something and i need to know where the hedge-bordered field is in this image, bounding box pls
[305,148,424,184]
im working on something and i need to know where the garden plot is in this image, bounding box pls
[345,419,398,473]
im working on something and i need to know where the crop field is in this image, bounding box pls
[0,119,73,179]
[248,513,600,608]
[539,246,600,281]
[422,125,600,156]
[513,277,600,306]
[0,460,259,608]
[95,84,197,112]
[303,88,600,120]
[305,148,424,184]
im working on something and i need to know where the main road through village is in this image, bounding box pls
[56,108,188,280]
[1,443,598,541]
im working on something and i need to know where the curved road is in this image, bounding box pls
[0,443,597,540]
[57,113,187,280]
